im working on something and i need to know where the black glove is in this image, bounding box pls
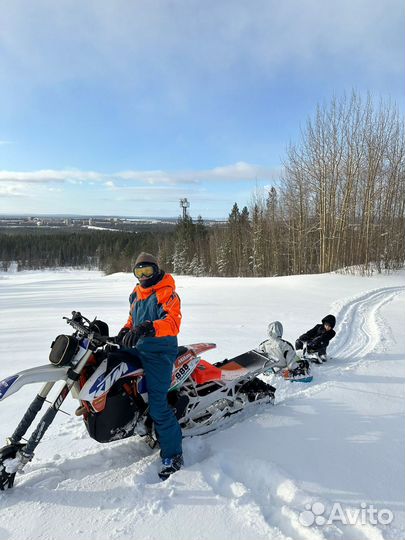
[137,320,155,337]
[114,327,130,345]
[307,337,323,351]
[295,339,304,350]
[298,359,310,371]
[121,330,139,348]
[121,321,155,348]
[288,359,310,378]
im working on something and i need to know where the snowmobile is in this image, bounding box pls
[0,311,276,490]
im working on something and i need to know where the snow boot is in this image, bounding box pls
[158,454,184,481]
[283,360,313,382]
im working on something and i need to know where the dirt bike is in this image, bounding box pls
[0,311,276,490]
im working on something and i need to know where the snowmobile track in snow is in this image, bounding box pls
[330,286,404,360]
[272,285,405,405]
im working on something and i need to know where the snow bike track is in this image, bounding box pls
[329,286,404,361]
[272,285,405,405]
[0,279,404,540]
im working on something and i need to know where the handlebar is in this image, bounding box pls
[63,311,116,347]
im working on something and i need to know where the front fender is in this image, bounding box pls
[0,365,69,401]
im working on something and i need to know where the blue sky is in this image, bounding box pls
[0,0,403,218]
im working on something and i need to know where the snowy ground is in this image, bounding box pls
[0,269,404,540]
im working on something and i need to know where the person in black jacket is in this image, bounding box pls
[295,314,336,362]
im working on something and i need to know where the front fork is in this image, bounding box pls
[3,348,94,473]
[7,381,55,446]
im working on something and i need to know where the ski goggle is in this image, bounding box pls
[133,265,156,279]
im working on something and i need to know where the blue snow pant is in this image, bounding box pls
[126,342,183,460]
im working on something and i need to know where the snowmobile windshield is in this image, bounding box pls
[267,321,283,339]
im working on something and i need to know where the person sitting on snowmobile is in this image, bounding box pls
[295,314,336,363]
[115,252,183,481]
[258,321,310,380]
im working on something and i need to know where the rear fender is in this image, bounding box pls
[188,343,216,356]
[169,343,217,390]
[170,355,200,390]
[0,365,69,401]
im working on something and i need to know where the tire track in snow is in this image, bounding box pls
[272,285,405,404]
[329,286,404,360]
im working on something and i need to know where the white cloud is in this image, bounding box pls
[0,1,401,94]
[0,169,98,183]
[0,160,281,216]
[0,162,280,187]
[0,163,280,214]
[0,185,27,197]
[207,162,281,181]
[116,170,197,185]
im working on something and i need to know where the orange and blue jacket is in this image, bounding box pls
[123,273,181,355]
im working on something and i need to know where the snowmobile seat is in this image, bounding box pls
[215,350,270,380]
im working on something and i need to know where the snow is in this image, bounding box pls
[0,269,404,540]
[83,226,122,232]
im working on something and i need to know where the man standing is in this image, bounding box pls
[117,252,183,480]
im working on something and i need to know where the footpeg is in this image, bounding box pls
[75,405,87,416]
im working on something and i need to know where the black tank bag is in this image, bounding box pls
[49,335,79,366]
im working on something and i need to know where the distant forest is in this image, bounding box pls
[1,94,404,277]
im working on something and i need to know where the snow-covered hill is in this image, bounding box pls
[0,270,404,540]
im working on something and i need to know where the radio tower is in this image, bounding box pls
[179,198,190,219]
